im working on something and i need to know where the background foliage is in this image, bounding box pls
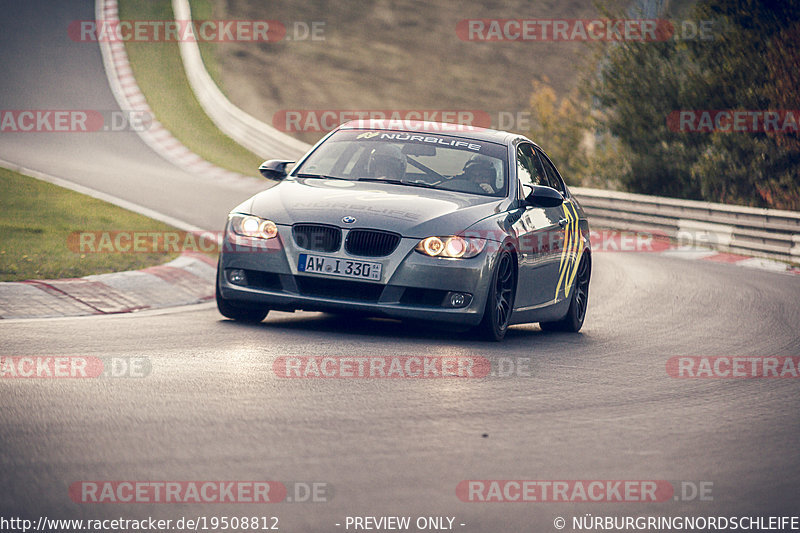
[527,0,800,210]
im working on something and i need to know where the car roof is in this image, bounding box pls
[337,119,530,146]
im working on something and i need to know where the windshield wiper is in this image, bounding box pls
[295,173,350,181]
[357,177,438,189]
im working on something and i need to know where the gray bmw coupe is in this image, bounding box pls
[216,120,591,340]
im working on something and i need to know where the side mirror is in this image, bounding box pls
[524,185,564,208]
[258,160,295,181]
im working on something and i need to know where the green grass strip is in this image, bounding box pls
[118,0,263,176]
[0,168,183,281]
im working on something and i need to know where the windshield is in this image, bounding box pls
[293,129,509,197]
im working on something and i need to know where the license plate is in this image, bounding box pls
[298,254,382,281]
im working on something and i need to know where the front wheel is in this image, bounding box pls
[476,249,516,341]
[216,272,269,323]
[540,253,590,333]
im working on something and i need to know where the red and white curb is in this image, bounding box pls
[656,247,799,275]
[0,254,216,319]
[96,0,256,189]
[589,229,799,275]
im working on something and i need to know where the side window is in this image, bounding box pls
[535,148,566,194]
[516,143,547,194]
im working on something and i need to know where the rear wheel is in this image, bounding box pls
[215,270,269,323]
[540,253,590,333]
[476,249,516,341]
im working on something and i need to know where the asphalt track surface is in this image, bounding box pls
[0,0,264,231]
[1,1,799,531]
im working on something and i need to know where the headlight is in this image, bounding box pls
[229,213,278,239]
[415,236,486,259]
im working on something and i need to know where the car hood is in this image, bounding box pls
[243,178,505,237]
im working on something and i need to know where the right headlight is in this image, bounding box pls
[415,236,486,259]
[228,213,278,240]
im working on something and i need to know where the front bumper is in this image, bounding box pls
[217,225,497,326]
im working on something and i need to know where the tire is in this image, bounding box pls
[476,249,516,341]
[540,253,590,333]
[215,270,269,323]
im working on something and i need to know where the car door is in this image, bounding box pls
[534,147,582,304]
[510,142,565,308]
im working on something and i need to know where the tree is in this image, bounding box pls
[588,0,800,209]
[527,77,590,185]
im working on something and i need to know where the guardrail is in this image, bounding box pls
[171,0,310,160]
[169,0,799,265]
[96,0,252,183]
[572,187,800,262]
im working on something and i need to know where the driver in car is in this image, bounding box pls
[366,144,407,180]
[460,155,498,194]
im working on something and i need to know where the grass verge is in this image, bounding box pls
[0,168,183,282]
[118,0,263,176]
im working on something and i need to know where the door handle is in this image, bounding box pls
[558,218,568,228]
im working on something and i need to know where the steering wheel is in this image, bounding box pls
[438,178,488,194]
[406,157,447,182]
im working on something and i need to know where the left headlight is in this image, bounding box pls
[415,236,486,259]
[228,213,278,239]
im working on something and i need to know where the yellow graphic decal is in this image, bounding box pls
[565,214,584,299]
[555,202,581,300]
[554,203,573,299]
[356,131,380,139]
[557,204,571,274]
